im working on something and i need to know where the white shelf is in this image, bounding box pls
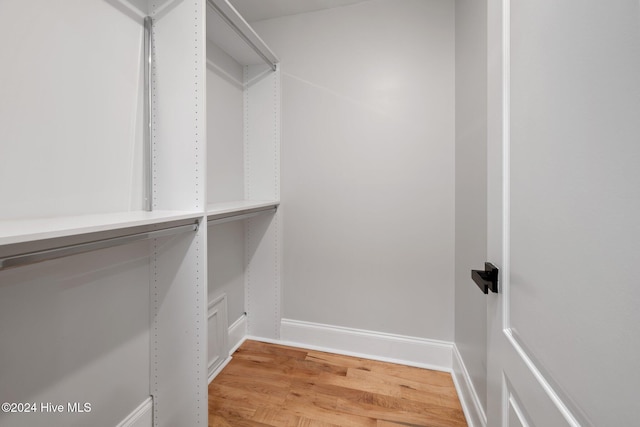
[207,200,279,222]
[206,0,279,69]
[0,210,203,247]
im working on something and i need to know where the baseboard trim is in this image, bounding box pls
[452,344,487,427]
[228,313,247,354]
[278,318,453,372]
[116,397,153,427]
[208,356,233,384]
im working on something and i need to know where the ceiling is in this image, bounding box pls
[229,0,369,23]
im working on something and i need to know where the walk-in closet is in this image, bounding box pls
[2,0,639,426]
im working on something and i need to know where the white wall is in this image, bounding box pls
[206,42,246,325]
[454,0,488,416]
[252,0,455,340]
[0,0,145,219]
[206,42,244,204]
[207,221,245,324]
[0,243,150,427]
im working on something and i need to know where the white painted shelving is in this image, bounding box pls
[0,0,280,426]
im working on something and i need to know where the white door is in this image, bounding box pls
[486,0,640,426]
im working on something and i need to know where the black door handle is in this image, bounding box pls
[471,263,499,294]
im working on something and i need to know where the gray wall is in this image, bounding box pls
[0,0,145,220]
[206,41,246,324]
[0,243,150,427]
[454,0,488,414]
[252,0,456,340]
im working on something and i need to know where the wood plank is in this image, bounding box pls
[208,395,258,427]
[209,382,287,407]
[345,367,462,405]
[306,351,454,388]
[209,340,468,427]
[294,418,343,427]
[283,382,377,426]
[239,339,310,360]
[290,379,466,427]
[334,393,467,427]
[251,407,300,426]
[376,421,433,427]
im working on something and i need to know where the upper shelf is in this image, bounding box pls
[206,0,279,70]
[0,210,202,248]
[0,210,202,271]
[207,200,279,223]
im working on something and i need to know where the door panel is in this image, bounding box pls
[487,0,640,426]
[507,404,528,427]
[510,5,640,420]
[506,384,530,427]
[502,341,577,427]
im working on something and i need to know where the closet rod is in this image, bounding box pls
[206,0,278,71]
[0,222,198,271]
[143,16,153,211]
[208,207,277,226]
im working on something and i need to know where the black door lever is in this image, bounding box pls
[471,263,499,294]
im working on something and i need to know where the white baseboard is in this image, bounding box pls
[452,344,487,427]
[208,356,233,384]
[278,318,453,372]
[228,313,247,354]
[116,397,152,427]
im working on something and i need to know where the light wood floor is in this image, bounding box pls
[208,340,467,427]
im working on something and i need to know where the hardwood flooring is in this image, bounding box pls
[208,340,467,427]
